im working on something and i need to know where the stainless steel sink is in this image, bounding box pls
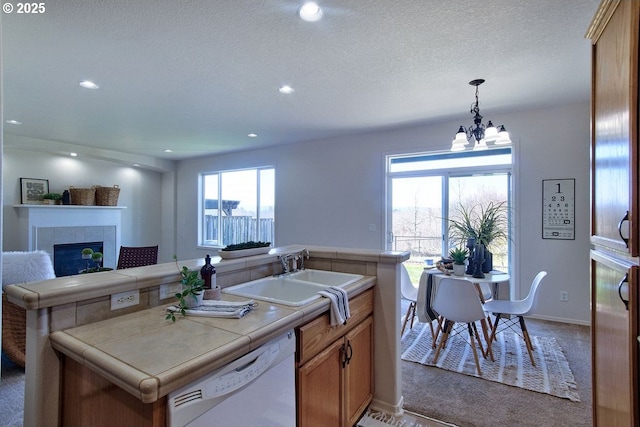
[221,269,363,306]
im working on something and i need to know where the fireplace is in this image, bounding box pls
[14,205,124,273]
[54,241,104,277]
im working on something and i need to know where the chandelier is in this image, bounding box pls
[451,79,512,151]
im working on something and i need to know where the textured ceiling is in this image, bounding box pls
[2,0,600,163]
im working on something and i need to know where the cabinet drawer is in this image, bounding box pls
[297,288,373,365]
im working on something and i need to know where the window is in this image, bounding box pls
[387,148,512,275]
[200,167,275,247]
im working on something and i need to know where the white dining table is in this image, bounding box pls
[415,268,510,361]
[416,268,510,323]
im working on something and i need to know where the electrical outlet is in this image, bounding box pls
[111,290,140,310]
[160,283,182,300]
[560,291,569,302]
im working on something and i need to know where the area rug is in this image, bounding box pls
[357,409,438,427]
[401,321,580,402]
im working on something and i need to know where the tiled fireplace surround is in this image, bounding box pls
[14,205,124,269]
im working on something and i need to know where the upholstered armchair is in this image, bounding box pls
[2,251,56,367]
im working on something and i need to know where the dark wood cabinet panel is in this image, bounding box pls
[588,1,640,425]
[589,0,639,257]
[591,252,638,426]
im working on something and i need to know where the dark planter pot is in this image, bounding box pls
[482,250,493,273]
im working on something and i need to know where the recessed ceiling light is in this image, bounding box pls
[248,133,258,138]
[298,2,323,22]
[70,152,78,157]
[5,120,22,125]
[132,163,140,167]
[279,85,294,94]
[164,149,173,153]
[79,80,99,89]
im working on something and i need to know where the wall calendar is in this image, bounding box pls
[542,178,575,240]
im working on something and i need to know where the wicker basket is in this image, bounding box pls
[69,186,96,206]
[2,294,26,367]
[95,185,120,206]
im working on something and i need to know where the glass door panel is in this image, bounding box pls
[391,176,443,278]
[448,173,510,271]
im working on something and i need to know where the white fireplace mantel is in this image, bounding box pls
[14,205,126,269]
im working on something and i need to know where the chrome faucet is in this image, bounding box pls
[278,250,309,275]
[300,248,309,270]
[279,255,290,274]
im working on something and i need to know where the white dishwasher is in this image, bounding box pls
[167,330,296,427]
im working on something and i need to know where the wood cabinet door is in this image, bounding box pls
[589,0,640,256]
[297,338,344,427]
[344,316,374,427]
[591,251,638,426]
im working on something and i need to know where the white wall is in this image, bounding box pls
[2,149,168,260]
[1,101,591,323]
[176,101,591,324]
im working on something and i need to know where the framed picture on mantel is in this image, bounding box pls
[20,177,49,204]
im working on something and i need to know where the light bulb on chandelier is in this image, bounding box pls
[451,79,512,151]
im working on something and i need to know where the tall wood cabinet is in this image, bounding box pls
[296,289,374,427]
[587,1,640,425]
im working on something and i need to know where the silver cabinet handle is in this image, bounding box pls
[618,211,630,248]
[618,273,629,311]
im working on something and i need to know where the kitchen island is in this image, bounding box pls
[4,245,409,426]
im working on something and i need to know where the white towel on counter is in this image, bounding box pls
[166,299,257,319]
[318,286,351,326]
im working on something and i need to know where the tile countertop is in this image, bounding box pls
[4,244,406,310]
[49,276,376,404]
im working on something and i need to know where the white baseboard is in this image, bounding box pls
[529,313,591,327]
[370,395,404,417]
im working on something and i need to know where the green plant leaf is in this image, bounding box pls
[448,201,509,249]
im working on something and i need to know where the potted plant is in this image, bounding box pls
[92,251,103,267]
[166,256,205,322]
[448,201,508,247]
[218,241,272,259]
[79,249,112,273]
[449,247,468,276]
[81,248,94,259]
[448,201,509,272]
[42,192,62,205]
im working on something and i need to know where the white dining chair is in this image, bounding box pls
[400,264,419,335]
[483,271,548,366]
[432,277,488,376]
[401,264,441,343]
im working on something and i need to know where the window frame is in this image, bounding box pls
[198,166,275,248]
[386,147,513,270]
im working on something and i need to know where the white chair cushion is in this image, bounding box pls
[2,250,56,290]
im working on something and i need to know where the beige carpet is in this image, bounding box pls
[402,321,580,402]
